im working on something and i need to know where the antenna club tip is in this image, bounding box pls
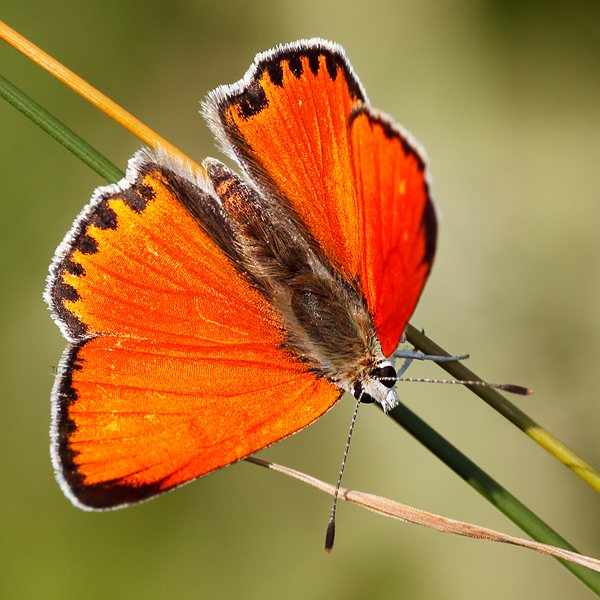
[503,384,532,395]
[325,520,336,554]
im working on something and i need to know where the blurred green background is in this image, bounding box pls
[1,0,600,598]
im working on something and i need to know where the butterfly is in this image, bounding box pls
[45,38,437,510]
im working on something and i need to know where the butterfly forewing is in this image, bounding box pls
[204,40,367,280]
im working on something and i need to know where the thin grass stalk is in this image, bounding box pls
[405,324,600,492]
[0,73,123,182]
[383,400,600,592]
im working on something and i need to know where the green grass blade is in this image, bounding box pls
[0,73,124,183]
[405,323,600,493]
[384,400,600,593]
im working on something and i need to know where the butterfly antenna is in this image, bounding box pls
[388,377,531,395]
[325,392,363,555]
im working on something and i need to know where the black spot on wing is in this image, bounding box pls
[64,259,84,277]
[56,282,80,303]
[121,180,155,213]
[89,202,118,230]
[50,282,85,339]
[325,53,338,81]
[77,234,98,255]
[237,80,268,119]
[421,196,438,268]
[288,54,303,77]
[267,61,284,87]
[307,52,320,75]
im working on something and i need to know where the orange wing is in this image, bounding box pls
[349,106,436,356]
[204,39,437,357]
[46,150,341,510]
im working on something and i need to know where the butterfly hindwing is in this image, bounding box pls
[53,336,340,509]
[349,106,436,356]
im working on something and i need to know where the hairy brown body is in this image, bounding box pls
[158,155,389,396]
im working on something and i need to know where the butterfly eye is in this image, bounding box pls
[353,382,375,404]
[371,365,397,388]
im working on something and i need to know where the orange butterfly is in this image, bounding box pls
[45,39,436,510]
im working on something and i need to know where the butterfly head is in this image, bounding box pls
[352,360,399,413]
